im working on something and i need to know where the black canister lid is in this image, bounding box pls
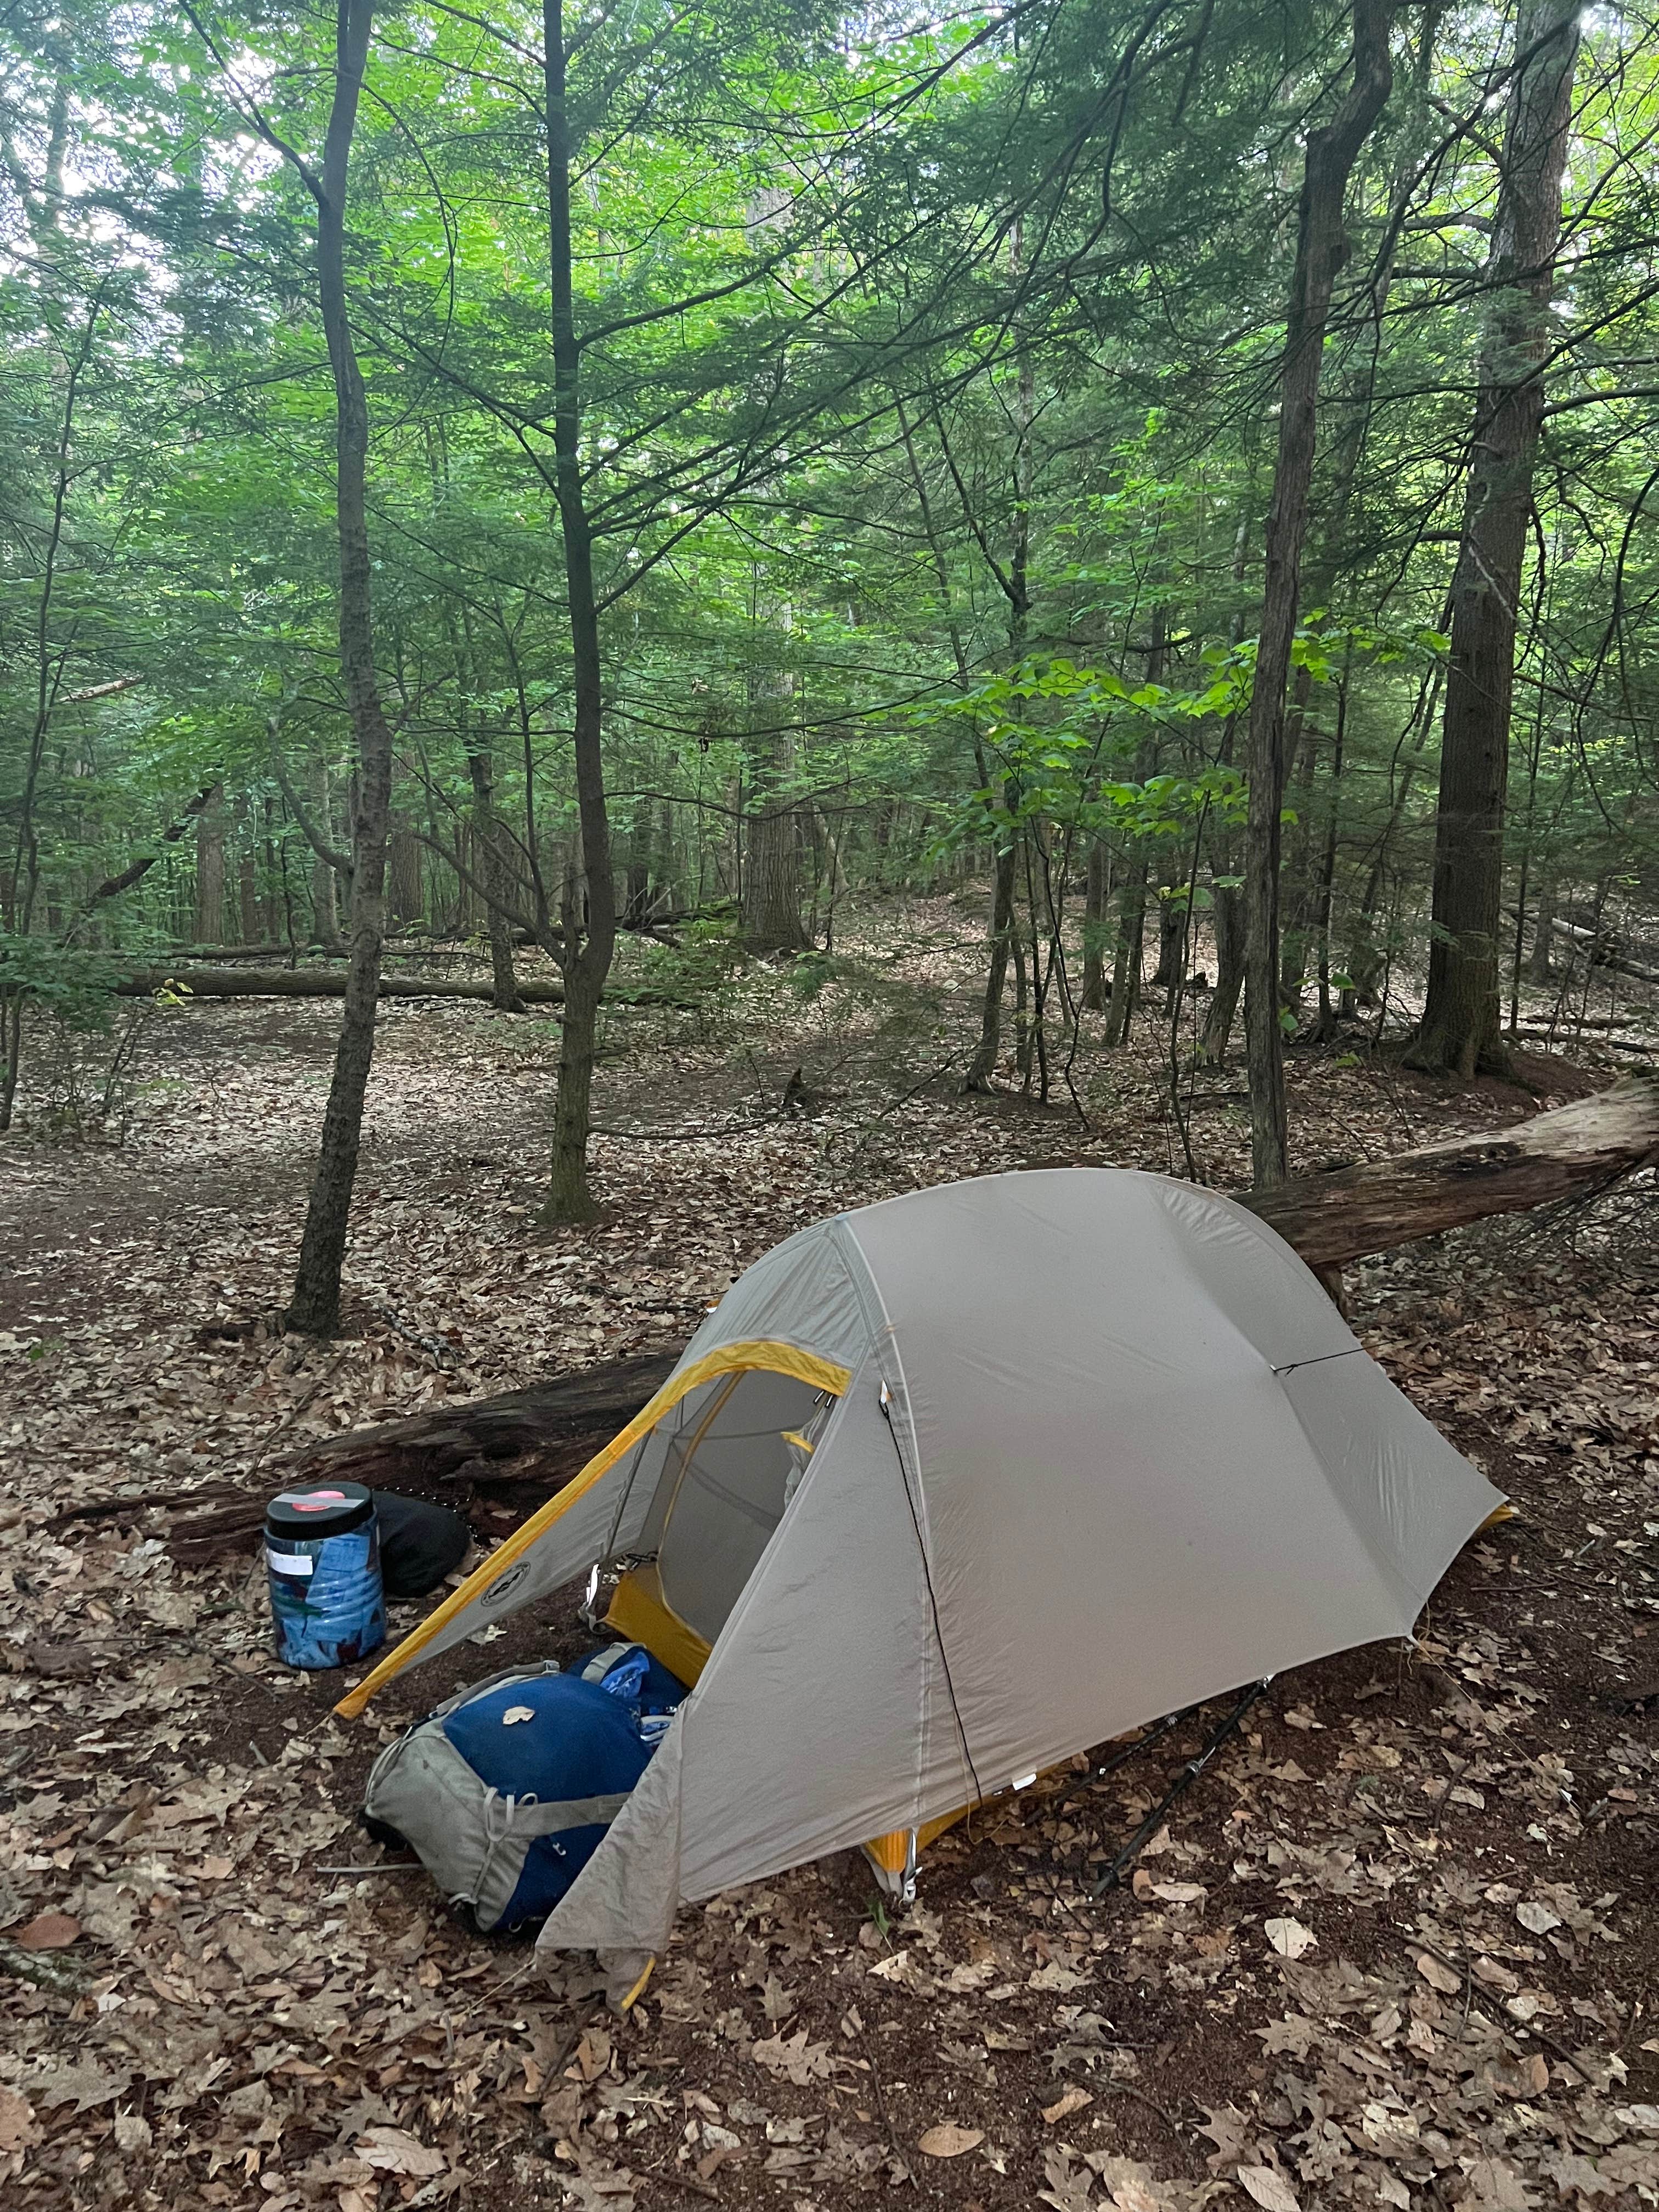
[265,1481,375,1540]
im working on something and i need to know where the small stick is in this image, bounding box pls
[855,2015,915,2187]
[315,1863,422,1875]
[549,1992,607,2078]
[1511,2021,1596,2086]
[646,2165,723,2204]
[1094,2083,1183,2136]
[1398,1932,1596,2085]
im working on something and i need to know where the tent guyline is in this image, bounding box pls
[338,1167,1504,1972]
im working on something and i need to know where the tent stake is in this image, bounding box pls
[1087,1681,1268,1899]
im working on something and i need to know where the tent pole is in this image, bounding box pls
[1086,1680,1269,1899]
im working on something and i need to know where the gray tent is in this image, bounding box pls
[342,1168,1502,1978]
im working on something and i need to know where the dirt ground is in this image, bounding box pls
[1,905,1655,2212]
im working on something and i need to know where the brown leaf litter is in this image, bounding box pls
[0,915,1654,2209]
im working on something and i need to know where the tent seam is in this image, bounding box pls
[839,1220,981,1831]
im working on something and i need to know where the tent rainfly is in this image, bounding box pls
[338,1168,1504,1984]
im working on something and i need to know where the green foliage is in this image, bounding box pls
[0,0,1653,1124]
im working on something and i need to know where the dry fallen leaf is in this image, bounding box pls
[14,1911,81,1951]
[0,2088,38,2154]
[1150,1881,1207,1905]
[918,2124,984,2158]
[1415,1951,1462,1995]
[353,2125,448,2177]
[112,2109,152,2151]
[1236,2164,1302,2212]
[1264,1917,1316,1960]
[574,2026,612,2083]
[1517,1900,1563,1936]
[1042,2086,1094,2126]
[750,2030,832,2085]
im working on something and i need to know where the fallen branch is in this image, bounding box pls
[1236,1073,1659,1269]
[148,1348,680,1565]
[287,1348,680,1492]
[110,965,685,1009]
[1505,907,1659,987]
[92,1084,1658,1564]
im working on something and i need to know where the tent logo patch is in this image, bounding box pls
[482,1560,532,1609]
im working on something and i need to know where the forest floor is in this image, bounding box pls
[1,896,1656,2212]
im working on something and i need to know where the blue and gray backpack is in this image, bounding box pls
[362,1644,687,1933]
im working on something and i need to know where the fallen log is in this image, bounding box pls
[288,1346,679,1493]
[1505,907,1659,987]
[1237,1071,1659,1269]
[279,1077,1658,1500]
[113,964,563,1006]
[150,1348,682,1566]
[112,965,684,1008]
[64,1077,1651,1564]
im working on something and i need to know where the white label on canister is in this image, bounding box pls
[267,1550,315,1577]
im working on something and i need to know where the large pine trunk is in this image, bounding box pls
[539,0,617,1225]
[1408,0,1581,1077]
[285,0,395,1338]
[1242,0,1391,1188]
[744,727,809,955]
[464,737,523,1012]
[1079,835,1109,1013]
[194,786,225,946]
[962,816,1018,1090]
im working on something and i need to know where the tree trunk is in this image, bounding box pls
[1198,518,1254,1066]
[540,0,618,1224]
[194,786,226,946]
[1080,836,1109,1013]
[233,794,258,945]
[1242,0,1391,1188]
[1526,873,1557,983]
[1277,670,1319,1004]
[1200,881,1246,1062]
[1105,855,1148,1048]
[1407,0,1581,1077]
[388,812,424,927]
[1311,680,1348,1042]
[1,290,95,1131]
[308,760,343,950]
[1152,884,1187,994]
[464,738,522,1011]
[962,810,1018,1091]
[285,0,396,1339]
[1012,901,1032,1083]
[744,728,809,953]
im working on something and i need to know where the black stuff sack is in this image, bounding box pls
[371,1491,471,1601]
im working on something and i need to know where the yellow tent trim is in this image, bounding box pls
[334,1338,850,1719]
[865,1808,974,1874]
[603,1561,712,1689]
